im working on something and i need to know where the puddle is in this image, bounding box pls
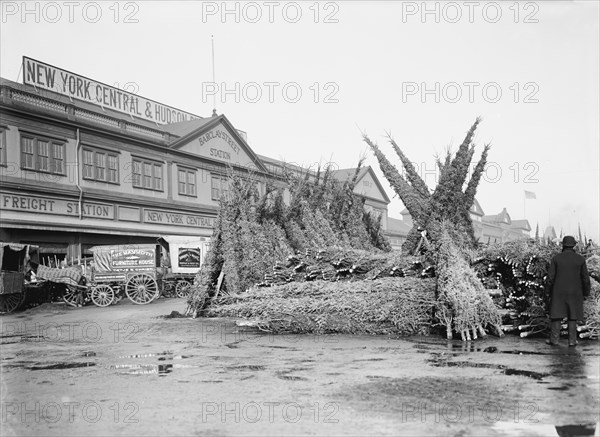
[502,368,549,380]
[443,344,551,356]
[225,364,266,371]
[27,362,96,370]
[278,375,308,381]
[118,351,173,359]
[111,363,174,375]
[493,421,598,436]
[158,355,192,361]
[429,360,501,370]
[428,358,549,380]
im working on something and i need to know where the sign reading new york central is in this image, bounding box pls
[22,57,201,125]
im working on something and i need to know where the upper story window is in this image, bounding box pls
[0,128,6,166]
[211,174,229,201]
[20,134,65,175]
[178,167,197,197]
[132,158,163,191]
[82,147,119,184]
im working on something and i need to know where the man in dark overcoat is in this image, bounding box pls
[545,236,591,346]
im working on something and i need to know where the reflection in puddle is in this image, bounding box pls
[503,368,549,380]
[110,363,198,375]
[225,364,266,371]
[118,351,173,359]
[427,357,549,380]
[493,421,599,437]
[27,362,96,370]
[555,423,598,436]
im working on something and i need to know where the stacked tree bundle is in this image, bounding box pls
[186,161,392,316]
[256,248,434,287]
[473,240,600,339]
[434,224,504,341]
[206,277,436,335]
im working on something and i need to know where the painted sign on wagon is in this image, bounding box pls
[178,248,201,268]
[90,244,157,272]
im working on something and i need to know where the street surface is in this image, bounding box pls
[1,298,599,436]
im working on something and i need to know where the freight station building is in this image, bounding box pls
[0,57,392,265]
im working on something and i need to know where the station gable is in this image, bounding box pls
[354,168,390,204]
[175,124,257,169]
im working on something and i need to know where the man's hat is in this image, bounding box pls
[562,236,577,247]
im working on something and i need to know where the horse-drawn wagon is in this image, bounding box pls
[158,236,208,298]
[0,242,39,313]
[87,243,161,306]
[1,236,209,313]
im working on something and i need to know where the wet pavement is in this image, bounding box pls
[0,298,599,436]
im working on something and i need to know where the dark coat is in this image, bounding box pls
[546,248,591,320]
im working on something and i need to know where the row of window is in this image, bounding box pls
[8,133,230,200]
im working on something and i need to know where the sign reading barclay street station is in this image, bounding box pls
[22,57,200,125]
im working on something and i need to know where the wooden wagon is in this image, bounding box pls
[157,236,209,298]
[87,244,161,306]
[0,243,39,314]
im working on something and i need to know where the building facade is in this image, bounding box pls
[394,202,532,248]
[0,58,392,265]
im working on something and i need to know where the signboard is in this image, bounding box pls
[178,248,201,268]
[22,56,201,125]
[111,248,155,268]
[144,209,214,228]
[1,192,114,219]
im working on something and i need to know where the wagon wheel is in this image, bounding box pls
[62,285,82,307]
[125,274,159,305]
[90,285,115,307]
[162,280,175,297]
[175,280,192,298]
[0,293,26,314]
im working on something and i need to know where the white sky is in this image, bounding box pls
[2,1,599,240]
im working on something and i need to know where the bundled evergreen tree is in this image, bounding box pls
[364,119,503,339]
[364,118,489,253]
[187,160,391,314]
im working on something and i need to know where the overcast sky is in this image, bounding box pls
[2,1,599,240]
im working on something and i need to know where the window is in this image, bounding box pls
[20,134,65,175]
[37,140,49,171]
[178,168,197,196]
[0,128,8,166]
[107,155,118,183]
[132,158,163,191]
[211,175,229,201]
[82,147,119,183]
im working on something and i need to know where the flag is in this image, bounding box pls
[524,190,536,199]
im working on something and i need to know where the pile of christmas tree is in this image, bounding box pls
[186,160,397,316]
[187,118,511,340]
[473,240,600,340]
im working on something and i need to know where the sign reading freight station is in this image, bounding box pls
[22,57,200,125]
[1,193,114,219]
[144,209,214,228]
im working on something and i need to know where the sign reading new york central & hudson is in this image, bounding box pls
[22,57,201,125]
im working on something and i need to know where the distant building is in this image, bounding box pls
[331,166,390,230]
[543,226,558,241]
[482,208,531,244]
[386,217,412,250]
[392,203,532,249]
[470,198,485,241]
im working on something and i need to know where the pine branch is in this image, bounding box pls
[463,143,490,208]
[387,133,430,199]
[363,134,427,223]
